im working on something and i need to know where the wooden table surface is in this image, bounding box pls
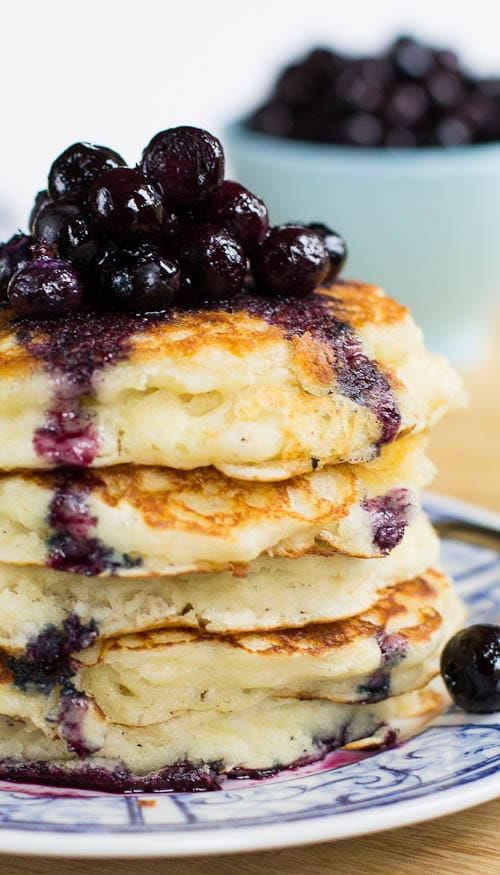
[0,333,499,875]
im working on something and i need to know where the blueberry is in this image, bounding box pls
[201,181,269,251]
[33,199,103,272]
[441,624,500,713]
[8,256,83,319]
[307,223,347,281]
[178,224,246,302]
[247,101,295,137]
[89,167,164,239]
[141,126,224,207]
[341,113,384,146]
[433,48,460,73]
[48,142,126,200]
[275,64,317,108]
[384,127,418,148]
[385,83,428,127]
[426,70,464,108]
[391,36,434,80]
[434,115,472,146]
[252,225,330,297]
[0,234,33,298]
[98,243,180,312]
[29,190,52,232]
[335,64,385,114]
[159,207,191,244]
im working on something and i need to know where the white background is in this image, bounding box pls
[1,0,500,233]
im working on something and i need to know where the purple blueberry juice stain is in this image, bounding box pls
[0,759,224,794]
[47,471,141,575]
[6,613,97,694]
[225,291,401,446]
[15,290,400,467]
[377,631,409,666]
[357,632,409,702]
[56,685,103,758]
[34,409,99,467]
[15,310,172,466]
[0,731,398,794]
[363,487,412,553]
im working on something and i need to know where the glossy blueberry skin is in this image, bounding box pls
[307,223,347,281]
[29,190,52,233]
[252,225,330,297]
[441,624,500,713]
[88,167,164,239]
[177,224,247,301]
[201,181,269,251]
[0,233,33,298]
[8,258,83,319]
[33,199,103,272]
[48,142,126,200]
[141,126,224,207]
[98,243,180,312]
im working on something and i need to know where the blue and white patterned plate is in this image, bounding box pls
[0,492,498,858]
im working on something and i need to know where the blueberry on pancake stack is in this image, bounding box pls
[0,128,465,791]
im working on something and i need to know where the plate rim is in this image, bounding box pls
[0,770,498,859]
[0,490,497,859]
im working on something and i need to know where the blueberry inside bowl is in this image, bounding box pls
[225,35,500,364]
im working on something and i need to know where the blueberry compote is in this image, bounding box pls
[222,292,401,445]
[0,124,401,473]
[6,613,97,694]
[363,488,412,552]
[16,309,172,466]
[56,684,103,757]
[0,759,224,793]
[47,471,140,575]
[358,632,408,702]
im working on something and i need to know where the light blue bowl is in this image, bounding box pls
[225,121,500,364]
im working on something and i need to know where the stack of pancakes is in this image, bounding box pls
[0,281,465,791]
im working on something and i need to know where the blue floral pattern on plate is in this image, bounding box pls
[0,493,498,857]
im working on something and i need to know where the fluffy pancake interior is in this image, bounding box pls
[0,571,464,735]
[0,510,439,650]
[0,433,434,574]
[0,283,464,475]
[0,681,448,779]
[72,571,464,723]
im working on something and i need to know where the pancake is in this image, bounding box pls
[0,433,433,575]
[0,681,448,791]
[0,512,439,649]
[74,571,464,722]
[0,281,464,477]
[0,571,464,742]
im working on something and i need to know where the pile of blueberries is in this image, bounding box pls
[247,35,500,148]
[0,127,347,319]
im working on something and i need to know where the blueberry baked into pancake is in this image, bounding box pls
[0,126,465,791]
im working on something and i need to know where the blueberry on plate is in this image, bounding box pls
[441,624,500,712]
